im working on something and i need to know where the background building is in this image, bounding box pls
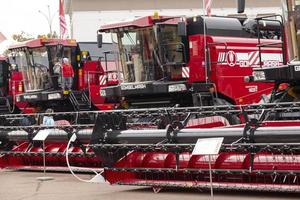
[64,0,281,42]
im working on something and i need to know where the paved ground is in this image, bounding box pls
[0,170,299,200]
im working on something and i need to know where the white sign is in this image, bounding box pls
[295,66,300,72]
[192,137,224,155]
[33,129,52,141]
[168,84,187,92]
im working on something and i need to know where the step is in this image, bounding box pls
[0,106,9,110]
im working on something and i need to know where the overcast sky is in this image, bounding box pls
[0,0,62,39]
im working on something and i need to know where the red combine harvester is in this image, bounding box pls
[0,38,115,170]
[6,38,117,114]
[0,56,11,113]
[96,11,285,127]
[97,14,284,109]
[85,3,300,193]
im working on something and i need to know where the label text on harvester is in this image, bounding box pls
[121,84,146,90]
[23,94,38,99]
[294,66,300,72]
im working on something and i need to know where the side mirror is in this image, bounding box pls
[57,44,63,58]
[237,0,245,13]
[97,33,103,48]
[178,21,187,37]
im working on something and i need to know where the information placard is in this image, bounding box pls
[33,129,52,141]
[192,137,224,155]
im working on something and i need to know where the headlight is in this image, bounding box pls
[168,84,187,92]
[100,89,106,97]
[16,95,21,102]
[48,93,61,100]
[253,71,266,81]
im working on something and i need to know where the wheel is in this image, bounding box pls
[213,98,241,125]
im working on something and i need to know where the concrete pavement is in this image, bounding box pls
[0,170,299,200]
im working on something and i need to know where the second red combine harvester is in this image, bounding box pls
[5,38,118,114]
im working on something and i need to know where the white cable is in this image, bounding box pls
[66,133,103,183]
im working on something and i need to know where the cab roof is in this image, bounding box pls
[99,15,181,33]
[8,38,78,50]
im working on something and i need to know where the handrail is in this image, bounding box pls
[256,41,283,48]
[87,71,92,108]
[69,91,79,111]
[255,14,286,66]
[207,42,228,64]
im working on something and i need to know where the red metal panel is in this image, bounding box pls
[99,16,180,32]
[9,38,77,49]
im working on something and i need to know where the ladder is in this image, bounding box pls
[68,90,91,111]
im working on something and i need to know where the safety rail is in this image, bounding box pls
[255,15,287,66]
[207,42,228,65]
[0,151,96,157]
[69,91,79,111]
[0,101,300,123]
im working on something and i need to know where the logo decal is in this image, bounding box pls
[226,51,237,67]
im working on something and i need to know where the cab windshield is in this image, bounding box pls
[49,46,72,65]
[118,27,162,83]
[0,61,4,87]
[11,47,50,92]
[117,25,184,83]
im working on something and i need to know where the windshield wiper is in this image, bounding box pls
[125,32,135,45]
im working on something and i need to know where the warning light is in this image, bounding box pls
[76,55,81,62]
[68,39,77,44]
[153,11,159,20]
[78,69,83,76]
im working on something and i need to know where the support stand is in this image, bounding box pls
[192,137,224,200]
[34,129,54,181]
[208,155,213,200]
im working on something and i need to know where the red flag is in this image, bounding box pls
[59,0,68,39]
[204,0,213,16]
[0,32,6,43]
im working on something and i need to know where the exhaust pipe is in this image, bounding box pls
[237,0,245,13]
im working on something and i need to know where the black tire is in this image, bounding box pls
[213,98,241,125]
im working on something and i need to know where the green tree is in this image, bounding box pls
[12,31,34,42]
[47,31,59,38]
[37,31,59,39]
